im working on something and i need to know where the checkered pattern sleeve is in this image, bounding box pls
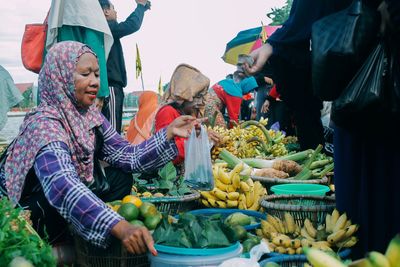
[34,142,123,248]
[99,118,178,173]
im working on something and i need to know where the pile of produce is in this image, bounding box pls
[257,209,358,254]
[132,162,192,197]
[200,162,267,210]
[152,212,260,250]
[0,198,56,266]
[304,234,400,267]
[211,119,290,160]
[107,195,162,230]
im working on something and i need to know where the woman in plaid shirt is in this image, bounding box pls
[0,41,197,255]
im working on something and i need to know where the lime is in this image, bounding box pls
[117,203,139,221]
[144,212,162,230]
[139,202,157,219]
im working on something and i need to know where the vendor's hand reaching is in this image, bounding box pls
[261,99,270,113]
[111,220,157,256]
[244,43,273,75]
[166,115,198,140]
[207,129,221,147]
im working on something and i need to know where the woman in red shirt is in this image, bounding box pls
[155,64,221,165]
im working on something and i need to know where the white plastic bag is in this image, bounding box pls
[183,125,214,190]
[218,240,270,267]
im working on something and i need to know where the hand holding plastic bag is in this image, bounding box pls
[184,125,214,190]
[218,240,270,267]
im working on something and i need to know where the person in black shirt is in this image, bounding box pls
[99,0,151,134]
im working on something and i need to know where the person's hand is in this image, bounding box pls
[111,220,157,256]
[261,99,270,114]
[207,129,222,147]
[244,43,273,75]
[95,97,104,111]
[136,0,149,7]
[264,76,274,85]
[166,115,198,140]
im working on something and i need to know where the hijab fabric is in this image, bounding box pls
[126,91,159,144]
[4,41,103,203]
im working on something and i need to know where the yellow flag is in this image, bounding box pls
[135,43,142,79]
[158,76,163,96]
[260,22,267,43]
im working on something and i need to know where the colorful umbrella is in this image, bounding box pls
[222,25,281,65]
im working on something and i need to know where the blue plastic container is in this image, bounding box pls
[259,249,352,267]
[187,208,266,230]
[149,242,242,267]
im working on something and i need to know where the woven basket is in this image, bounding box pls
[140,190,200,215]
[259,249,351,267]
[251,175,330,193]
[74,235,150,267]
[260,194,336,226]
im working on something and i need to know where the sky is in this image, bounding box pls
[0,0,286,93]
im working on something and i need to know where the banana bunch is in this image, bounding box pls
[305,234,400,267]
[258,213,305,254]
[200,163,267,210]
[324,209,359,249]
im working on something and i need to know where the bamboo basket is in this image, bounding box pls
[260,194,336,226]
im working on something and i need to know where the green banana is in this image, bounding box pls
[385,234,400,267]
[367,251,390,267]
[304,248,346,267]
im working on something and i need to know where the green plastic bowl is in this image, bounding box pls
[270,184,330,196]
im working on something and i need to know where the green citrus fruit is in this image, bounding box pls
[117,203,139,221]
[129,219,145,227]
[144,213,162,230]
[139,202,157,219]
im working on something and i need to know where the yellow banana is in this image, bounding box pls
[216,201,227,208]
[304,218,317,239]
[227,192,240,200]
[331,209,340,227]
[226,200,238,208]
[291,239,301,249]
[226,185,237,192]
[385,234,400,267]
[238,194,247,209]
[282,239,292,248]
[212,165,219,179]
[215,179,229,191]
[246,178,254,187]
[336,236,358,248]
[267,215,283,234]
[284,212,296,234]
[305,248,346,267]
[301,227,315,242]
[345,219,352,228]
[367,251,390,267]
[296,247,303,254]
[261,220,278,238]
[248,194,260,211]
[240,181,250,192]
[255,229,264,238]
[301,238,313,248]
[200,191,217,201]
[212,188,228,201]
[218,167,231,184]
[274,246,286,254]
[286,247,296,255]
[201,199,211,207]
[245,190,255,207]
[208,198,218,207]
[229,162,244,180]
[344,224,358,239]
[325,214,333,233]
[327,229,346,244]
[311,241,334,252]
[333,213,347,233]
[232,173,241,189]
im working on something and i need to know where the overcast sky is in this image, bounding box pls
[0,0,285,92]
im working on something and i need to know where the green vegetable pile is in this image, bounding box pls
[153,213,238,248]
[0,198,56,266]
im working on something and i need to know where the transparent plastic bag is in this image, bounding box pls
[183,125,214,190]
[218,240,270,267]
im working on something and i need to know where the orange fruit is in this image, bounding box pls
[122,195,143,208]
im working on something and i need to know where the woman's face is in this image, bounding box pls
[74,53,100,109]
[181,92,206,117]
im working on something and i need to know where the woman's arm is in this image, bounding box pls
[34,142,122,247]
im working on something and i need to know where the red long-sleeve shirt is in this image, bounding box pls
[155,105,185,165]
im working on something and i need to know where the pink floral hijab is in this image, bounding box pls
[4,41,103,203]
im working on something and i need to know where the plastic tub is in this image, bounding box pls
[149,242,242,267]
[270,184,330,196]
[187,208,266,230]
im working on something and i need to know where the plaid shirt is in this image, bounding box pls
[0,120,177,247]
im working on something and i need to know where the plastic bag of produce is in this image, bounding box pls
[218,240,270,267]
[184,125,214,190]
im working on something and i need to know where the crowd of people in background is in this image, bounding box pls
[0,0,399,263]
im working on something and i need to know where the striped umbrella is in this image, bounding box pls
[222,25,281,65]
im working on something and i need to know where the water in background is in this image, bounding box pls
[0,115,25,143]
